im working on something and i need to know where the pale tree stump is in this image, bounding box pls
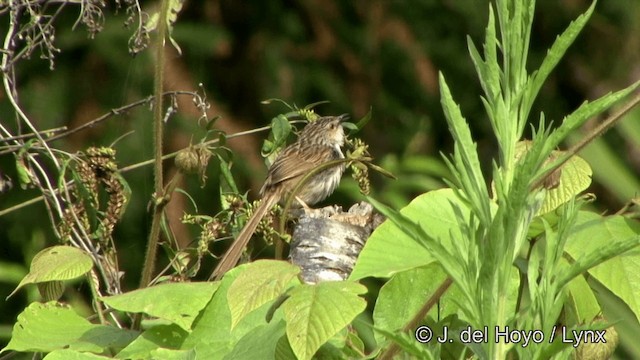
[289,202,384,284]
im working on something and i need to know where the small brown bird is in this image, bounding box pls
[209,115,348,280]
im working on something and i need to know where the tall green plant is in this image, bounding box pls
[353,0,640,358]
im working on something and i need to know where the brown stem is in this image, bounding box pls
[532,90,640,190]
[378,277,453,360]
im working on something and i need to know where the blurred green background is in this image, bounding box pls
[1,0,639,348]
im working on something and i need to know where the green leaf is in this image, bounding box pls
[526,1,596,112]
[271,114,292,147]
[439,74,492,225]
[467,5,500,102]
[283,281,367,360]
[44,350,114,359]
[102,282,219,331]
[149,348,196,360]
[354,108,372,131]
[227,260,300,329]
[372,264,461,344]
[218,154,239,194]
[2,301,137,354]
[350,189,477,280]
[546,80,640,153]
[537,154,591,215]
[180,269,274,359]
[564,212,640,321]
[9,246,93,298]
[115,324,188,360]
[511,142,592,215]
[566,133,640,203]
[224,319,286,360]
[565,273,601,325]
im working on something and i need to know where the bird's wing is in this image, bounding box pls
[262,144,335,192]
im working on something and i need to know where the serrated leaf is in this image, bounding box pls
[101,282,219,331]
[227,260,300,329]
[439,74,492,225]
[526,1,596,111]
[283,281,367,360]
[9,246,93,298]
[564,212,640,321]
[546,80,640,152]
[2,301,137,353]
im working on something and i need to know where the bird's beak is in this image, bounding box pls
[338,114,350,122]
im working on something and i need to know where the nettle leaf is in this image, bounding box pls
[283,281,367,360]
[564,211,640,321]
[227,260,300,330]
[2,301,137,354]
[350,189,475,280]
[9,246,93,298]
[115,324,188,360]
[101,282,219,331]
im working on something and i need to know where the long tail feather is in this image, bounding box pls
[209,194,278,280]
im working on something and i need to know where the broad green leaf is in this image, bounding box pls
[3,301,137,354]
[372,264,463,345]
[227,260,300,329]
[283,281,367,360]
[350,189,474,280]
[271,114,292,145]
[101,282,219,331]
[224,319,286,360]
[564,212,640,321]
[115,324,188,360]
[565,272,601,325]
[181,268,274,359]
[536,153,591,215]
[9,246,93,298]
[44,350,113,359]
[149,348,196,360]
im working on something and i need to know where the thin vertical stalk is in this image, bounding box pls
[139,0,170,291]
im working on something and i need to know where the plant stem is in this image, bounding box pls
[532,89,640,190]
[138,0,170,293]
[378,277,453,360]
